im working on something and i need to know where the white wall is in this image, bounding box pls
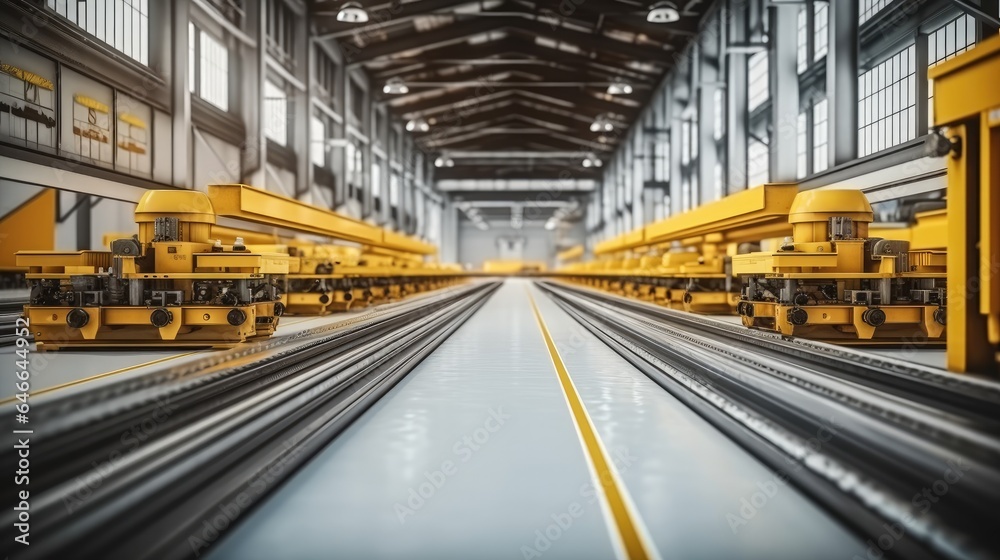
[457,223,558,269]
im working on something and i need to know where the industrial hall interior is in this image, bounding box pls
[1,0,999,559]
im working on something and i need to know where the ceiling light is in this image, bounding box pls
[582,154,603,168]
[590,114,614,133]
[406,118,429,132]
[607,80,633,95]
[383,78,408,95]
[434,156,455,168]
[647,2,680,23]
[336,2,369,23]
[544,218,558,231]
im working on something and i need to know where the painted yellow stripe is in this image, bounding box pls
[526,289,653,560]
[1,351,200,405]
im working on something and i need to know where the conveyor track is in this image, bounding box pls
[538,280,1000,560]
[0,281,499,560]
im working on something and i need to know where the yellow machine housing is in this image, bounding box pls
[556,184,797,313]
[733,190,947,342]
[18,190,289,348]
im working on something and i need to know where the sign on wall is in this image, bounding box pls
[0,38,57,153]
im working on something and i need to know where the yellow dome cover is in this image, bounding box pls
[134,190,216,223]
[788,190,873,223]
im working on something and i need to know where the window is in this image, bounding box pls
[349,79,366,123]
[690,120,699,160]
[858,45,915,157]
[859,0,889,25]
[189,24,230,110]
[713,89,725,140]
[266,0,296,67]
[814,2,829,61]
[928,15,977,130]
[345,139,364,188]
[199,31,229,111]
[813,99,829,173]
[747,136,769,187]
[47,0,148,64]
[311,115,326,166]
[314,46,339,102]
[371,159,382,198]
[389,173,401,208]
[264,80,288,145]
[748,51,769,111]
[797,6,808,74]
[797,112,808,179]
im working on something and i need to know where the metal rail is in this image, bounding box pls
[0,298,26,346]
[537,280,1000,560]
[0,281,500,559]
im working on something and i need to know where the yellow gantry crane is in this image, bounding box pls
[929,33,1000,374]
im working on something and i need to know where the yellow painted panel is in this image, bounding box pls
[930,35,1000,124]
[1,190,56,269]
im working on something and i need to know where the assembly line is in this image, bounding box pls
[3,0,1000,559]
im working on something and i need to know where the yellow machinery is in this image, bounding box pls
[559,184,797,313]
[482,260,548,274]
[17,190,290,348]
[928,34,1000,374]
[733,190,947,342]
[206,184,458,316]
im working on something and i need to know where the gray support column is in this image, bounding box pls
[172,0,191,188]
[827,0,859,167]
[725,0,748,191]
[769,2,800,183]
[667,77,685,216]
[915,30,930,134]
[76,194,91,250]
[242,0,267,186]
[699,29,720,203]
[297,17,312,199]
[441,198,459,264]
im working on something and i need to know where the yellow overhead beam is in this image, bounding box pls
[593,229,646,256]
[644,183,798,246]
[557,245,584,262]
[207,184,435,255]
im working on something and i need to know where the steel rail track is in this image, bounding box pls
[540,281,1000,429]
[1,281,499,560]
[537,281,1000,560]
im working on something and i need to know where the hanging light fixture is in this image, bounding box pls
[383,78,409,95]
[434,156,455,168]
[406,118,430,132]
[582,154,603,168]
[606,79,633,95]
[590,114,615,132]
[336,2,369,23]
[647,2,680,23]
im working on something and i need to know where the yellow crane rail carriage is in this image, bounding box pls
[733,190,947,342]
[17,190,289,349]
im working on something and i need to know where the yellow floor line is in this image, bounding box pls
[527,288,656,560]
[1,351,201,405]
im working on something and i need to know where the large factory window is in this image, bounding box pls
[812,98,829,173]
[264,80,288,145]
[796,112,807,179]
[46,0,149,65]
[747,136,769,187]
[713,89,725,140]
[265,0,297,68]
[797,6,808,74]
[927,14,977,131]
[858,44,915,157]
[314,47,340,110]
[199,30,230,111]
[310,115,326,166]
[859,0,889,25]
[747,51,769,111]
[189,24,230,111]
[813,1,828,62]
